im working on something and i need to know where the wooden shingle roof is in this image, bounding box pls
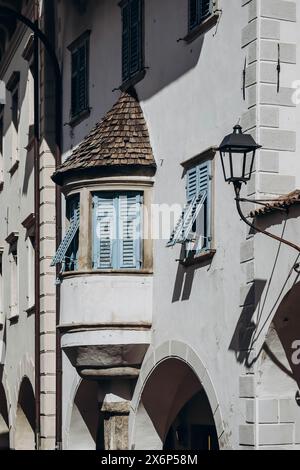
[52,89,156,184]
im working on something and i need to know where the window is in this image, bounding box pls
[0,110,3,185]
[27,235,35,309]
[93,192,142,270]
[167,160,212,255]
[51,194,80,272]
[12,88,19,132]
[0,250,3,321]
[65,195,80,271]
[121,0,144,85]
[10,241,18,319]
[6,71,20,169]
[69,32,90,119]
[189,0,213,32]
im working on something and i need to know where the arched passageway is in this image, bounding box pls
[0,382,9,449]
[133,358,219,450]
[68,379,100,450]
[15,377,35,450]
[258,281,300,395]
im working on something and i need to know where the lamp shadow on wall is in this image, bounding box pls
[229,279,267,366]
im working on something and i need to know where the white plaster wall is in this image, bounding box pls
[60,274,153,325]
[0,28,36,441]
[58,0,251,450]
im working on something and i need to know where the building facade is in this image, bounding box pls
[1,0,300,451]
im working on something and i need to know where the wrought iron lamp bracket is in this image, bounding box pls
[233,181,300,254]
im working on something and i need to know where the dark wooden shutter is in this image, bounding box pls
[130,0,141,76]
[200,0,211,21]
[122,2,130,82]
[71,49,79,116]
[78,42,87,113]
[189,0,198,31]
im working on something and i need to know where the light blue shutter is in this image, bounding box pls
[94,195,116,269]
[187,167,197,202]
[197,161,209,194]
[197,161,211,250]
[119,193,142,269]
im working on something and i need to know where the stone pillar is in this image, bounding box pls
[101,395,130,450]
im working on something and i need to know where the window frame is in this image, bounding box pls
[185,160,212,255]
[68,30,91,124]
[120,0,145,90]
[92,190,143,271]
[185,0,219,44]
[65,194,80,272]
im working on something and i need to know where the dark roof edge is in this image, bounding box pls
[52,162,157,186]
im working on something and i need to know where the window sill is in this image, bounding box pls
[180,249,216,267]
[26,305,35,316]
[61,268,153,279]
[68,107,91,128]
[183,13,219,44]
[9,160,19,176]
[120,69,146,92]
[8,312,19,324]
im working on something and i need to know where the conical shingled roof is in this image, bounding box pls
[52,89,156,184]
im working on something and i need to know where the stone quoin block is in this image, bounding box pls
[239,425,255,446]
[248,0,257,22]
[260,63,278,84]
[242,20,257,48]
[279,399,296,423]
[260,106,279,128]
[260,85,295,108]
[258,424,294,445]
[245,63,257,87]
[261,19,280,40]
[240,239,254,264]
[248,41,257,64]
[239,375,256,398]
[260,0,296,23]
[259,151,279,173]
[260,129,296,152]
[246,399,256,423]
[241,108,256,132]
[260,41,296,64]
[258,173,296,195]
[258,399,279,423]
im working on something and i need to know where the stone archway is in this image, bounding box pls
[0,382,9,449]
[68,379,99,450]
[254,281,300,448]
[130,342,224,450]
[15,377,35,450]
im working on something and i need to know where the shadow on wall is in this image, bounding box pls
[68,379,101,450]
[172,247,214,303]
[62,0,207,151]
[14,376,35,450]
[0,376,9,449]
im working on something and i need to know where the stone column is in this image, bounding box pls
[101,395,130,450]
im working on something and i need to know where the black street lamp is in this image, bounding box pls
[219,125,300,255]
[219,125,261,185]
